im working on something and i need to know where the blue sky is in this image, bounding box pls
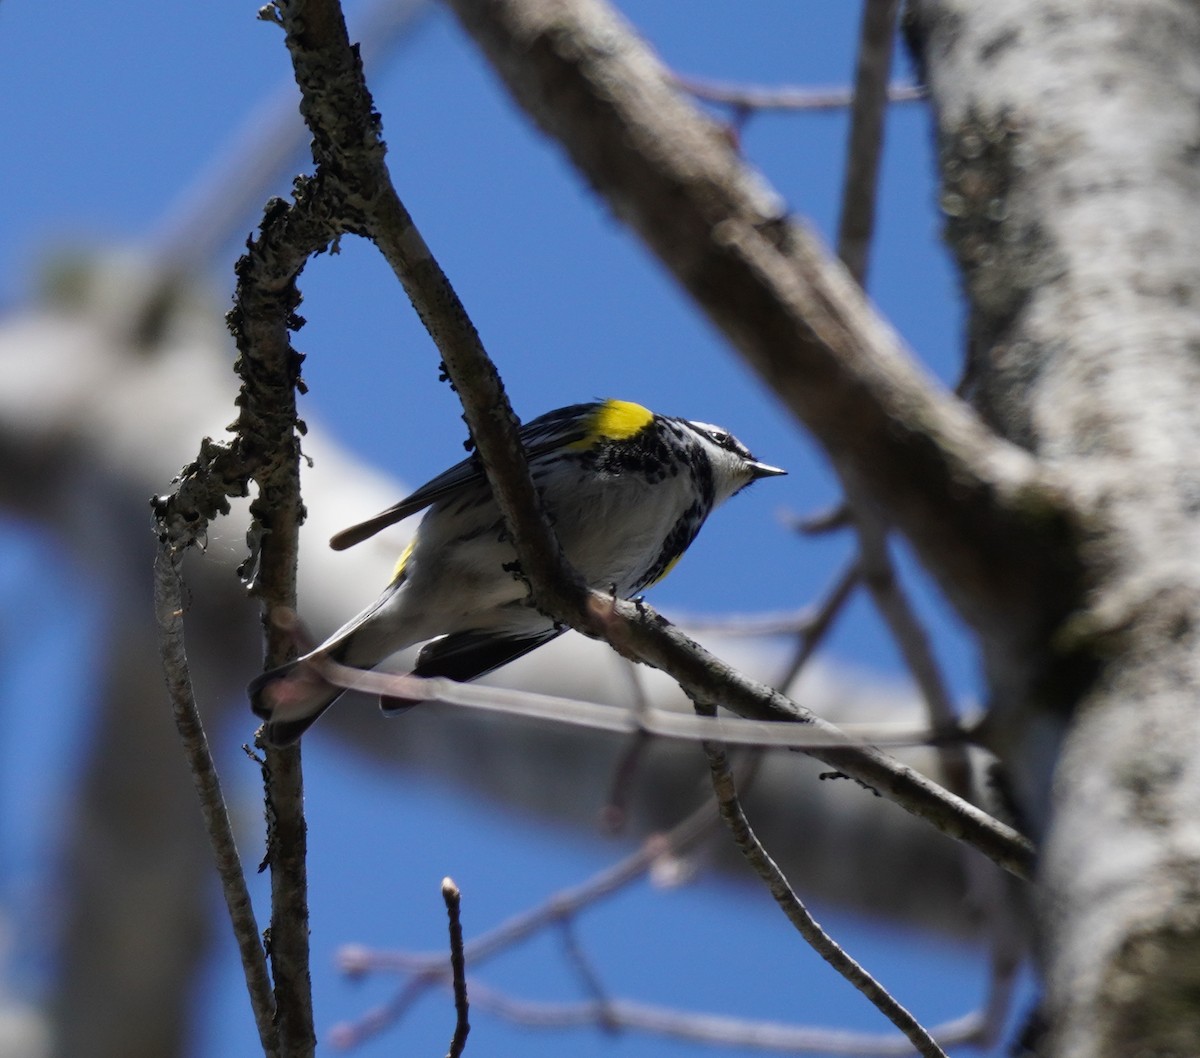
[0,2,1021,1056]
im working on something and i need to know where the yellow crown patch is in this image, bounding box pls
[569,399,654,450]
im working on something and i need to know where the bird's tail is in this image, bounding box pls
[249,655,347,747]
[250,579,410,745]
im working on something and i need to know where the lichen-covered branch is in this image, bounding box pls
[153,546,278,1056]
[260,0,1033,881]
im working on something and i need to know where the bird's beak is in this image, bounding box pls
[748,460,787,480]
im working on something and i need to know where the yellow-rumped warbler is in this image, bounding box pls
[250,399,784,744]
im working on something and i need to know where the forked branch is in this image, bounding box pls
[443,0,1084,655]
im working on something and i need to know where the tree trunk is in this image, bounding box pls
[912,1,1200,1053]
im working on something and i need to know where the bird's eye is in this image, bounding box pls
[708,429,730,446]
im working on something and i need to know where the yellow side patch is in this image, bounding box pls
[569,399,654,450]
[646,553,682,587]
[391,538,416,583]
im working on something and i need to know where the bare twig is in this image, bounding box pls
[151,118,334,1058]
[698,702,948,1058]
[971,873,1026,1047]
[557,920,616,1028]
[332,813,717,1048]
[338,774,990,1054]
[776,557,863,693]
[837,0,903,284]
[832,0,969,787]
[458,979,993,1056]
[227,131,322,1058]
[601,659,655,830]
[855,520,969,785]
[674,73,925,114]
[152,3,396,1051]
[152,547,278,1057]
[463,823,710,963]
[299,647,1029,880]
[307,652,971,750]
[336,788,995,1055]
[328,975,428,1049]
[789,501,853,535]
[442,878,470,1058]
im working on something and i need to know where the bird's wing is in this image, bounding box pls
[412,626,565,683]
[328,403,598,551]
[376,626,565,716]
[329,455,488,550]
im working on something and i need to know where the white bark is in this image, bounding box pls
[913,1,1200,1053]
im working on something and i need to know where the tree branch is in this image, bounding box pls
[443,0,1085,664]
[836,0,901,286]
[151,16,364,1058]
[441,878,470,1058]
[335,799,989,1055]
[831,0,972,801]
[149,0,431,272]
[257,0,1033,881]
[674,74,924,115]
[151,174,331,1058]
[440,980,999,1056]
[698,704,948,1058]
[153,546,278,1057]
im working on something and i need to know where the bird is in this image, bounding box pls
[249,399,785,745]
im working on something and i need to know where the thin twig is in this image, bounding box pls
[336,789,991,1055]
[228,128,320,1058]
[432,815,707,951]
[602,659,655,830]
[458,979,993,1056]
[697,702,948,1058]
[305,641,1033,885]
[673,73,925,114]
[152,132,333,1058]
[442,878,470,1058]
[332,811,718,1047]
[308,652,970,750]
[832,0,971,791]
[302,653,1029,878]
[789,502,853,535]
[152,547,278,1057]
[836,0,903,285]
[776,557,863,693]
[557,920,617,1029]
[855,518,970,792]
[464,824,710,964]
[339,746,982,1054]
[153,6,365,1053]
[328,975,428,1049]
